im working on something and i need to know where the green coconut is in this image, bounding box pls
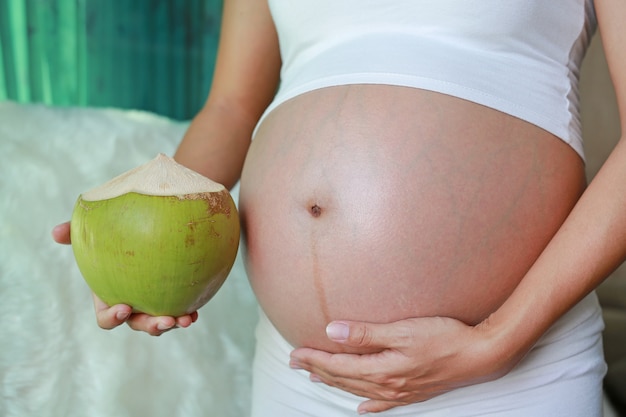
[70,153,240,317]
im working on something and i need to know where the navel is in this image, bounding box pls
[310,204,323,218]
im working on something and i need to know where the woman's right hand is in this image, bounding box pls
[52,222,198,336]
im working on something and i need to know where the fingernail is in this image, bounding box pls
[116,310,130,321]
[289,359,302,370]
[326,322,349,342]
[157,322,173,331]
[310,374,322,383]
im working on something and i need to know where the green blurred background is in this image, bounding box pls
[0,0,223,120]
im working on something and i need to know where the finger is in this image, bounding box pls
[305,359,409,402]
[358,399,407,415]
[308,371,386,401]
[126,314,176,336]
[51,222,71,245]
[326,320,410,350]
[291,348,412,400]
[176,311,199,328]
[291,348,381,381]
[311,367,427,406]
[92,293,132,330]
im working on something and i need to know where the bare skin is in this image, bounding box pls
[53,0,626,413]
[240,85,586,353]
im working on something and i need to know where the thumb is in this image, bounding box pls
[326,320,396,349]
[51,221,71,245]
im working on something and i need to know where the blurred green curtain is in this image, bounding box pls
[0,0,222,120]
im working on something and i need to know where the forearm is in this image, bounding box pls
[173,0,280,191]
[174,97,255,190]
[486,136,626,362]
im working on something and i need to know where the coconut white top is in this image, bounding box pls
[81,153,225,201]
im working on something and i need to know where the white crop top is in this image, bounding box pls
[260,0,597,159]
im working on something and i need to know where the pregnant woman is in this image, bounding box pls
[54,0,626,415]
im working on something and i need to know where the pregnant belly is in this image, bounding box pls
[239,85,585,353]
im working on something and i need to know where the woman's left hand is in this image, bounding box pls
[289,316,519,414]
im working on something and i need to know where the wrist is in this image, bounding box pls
[470,311,536,380]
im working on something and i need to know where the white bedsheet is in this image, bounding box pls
[0,101,258,417]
